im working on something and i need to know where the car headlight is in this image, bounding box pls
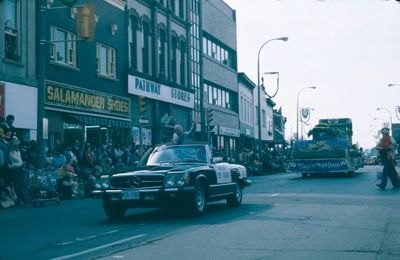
[165,173,190,187]
[95,175,110,189]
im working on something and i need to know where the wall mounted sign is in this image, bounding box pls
[128,75,194,109]
[45,81,130,118]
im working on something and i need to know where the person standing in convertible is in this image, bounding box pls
[172,116,198,145]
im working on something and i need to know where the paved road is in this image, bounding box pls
[1,165,399,260]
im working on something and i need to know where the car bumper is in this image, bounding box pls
[92,187,196,207]
[242,178,252,186]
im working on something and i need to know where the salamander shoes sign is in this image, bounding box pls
[45,82,130,117]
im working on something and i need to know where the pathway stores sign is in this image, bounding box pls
[45,82,130,118]
[128,75,194,109]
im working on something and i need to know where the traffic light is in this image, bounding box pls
[207,108,214,126]
[77,3,96,41]
[138,96,146,115]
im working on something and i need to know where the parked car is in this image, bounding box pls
[92,143,252,219]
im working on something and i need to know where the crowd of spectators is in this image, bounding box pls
[43,140,145,200]
[0,113,146,208]
[237,147,289,176]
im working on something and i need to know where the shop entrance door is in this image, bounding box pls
[85,126,109,147]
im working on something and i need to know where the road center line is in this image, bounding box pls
[51,234,146,260]
[270,193,279,197]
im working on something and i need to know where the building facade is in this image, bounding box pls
[42,0,130,150]
[0,0,288,161]
[253,85,275,150]
[127,0,194,147]
[238,73,255,151]
[0,0,38,142]
[202,0,239,159]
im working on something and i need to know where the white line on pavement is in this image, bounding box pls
[51,234,146,260]
[56,230,120,246]
[270,193,279,197]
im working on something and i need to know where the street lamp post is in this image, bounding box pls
[257,37,288,153]
[376,107,393,135]
[388,84,400,120]
[373,117,386,125]
[296,86,316,140]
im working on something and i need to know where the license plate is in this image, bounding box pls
[121,189,140,200]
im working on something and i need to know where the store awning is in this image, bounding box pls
[68,115,131,128]
[160,114,177,129]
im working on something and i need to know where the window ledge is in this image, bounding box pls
[3,58,23,67]
[97,73,119,82]
[50,60,80,71]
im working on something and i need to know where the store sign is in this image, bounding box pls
[43,118,48,140]
[128,75,194,109]
[46,82,130,117]
[0,83,4,117]
[219,126,240,137]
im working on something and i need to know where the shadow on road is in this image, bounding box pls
[291,171,361,180]
[95,202,271,226]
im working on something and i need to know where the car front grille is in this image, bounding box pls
[110,175,164,189]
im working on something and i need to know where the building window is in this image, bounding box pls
[171,36,177,82]
[225,92,230,109]
[129,15,138,71]
[50,26,76,67]
[170,0,176,14]
[262,109,266,127]
[142,22,150,74]
[158,29,167,77]
[267,115,272,133]
[202,35,235,69]
[179,0,184,18]
[97,43,116,78]
[180,40,186,86]
[4,0,20,62]
[205,82,234,111]
[255,106,259,125]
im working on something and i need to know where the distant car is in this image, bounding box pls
[92,143,252,219]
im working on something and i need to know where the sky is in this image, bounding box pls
[222,0,400,149]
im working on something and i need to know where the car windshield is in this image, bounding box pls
[146,145,207,166]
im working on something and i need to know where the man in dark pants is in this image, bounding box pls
[376,127,400,190]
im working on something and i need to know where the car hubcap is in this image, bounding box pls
[236,184,242,200]
[196,188,204,210]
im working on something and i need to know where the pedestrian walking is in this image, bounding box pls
[376,127,400,190]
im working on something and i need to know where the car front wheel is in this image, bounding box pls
[188,182,206,217]
[227,182,242,207]
[103,198,127,220]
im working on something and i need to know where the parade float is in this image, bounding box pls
[289,118,363,177]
